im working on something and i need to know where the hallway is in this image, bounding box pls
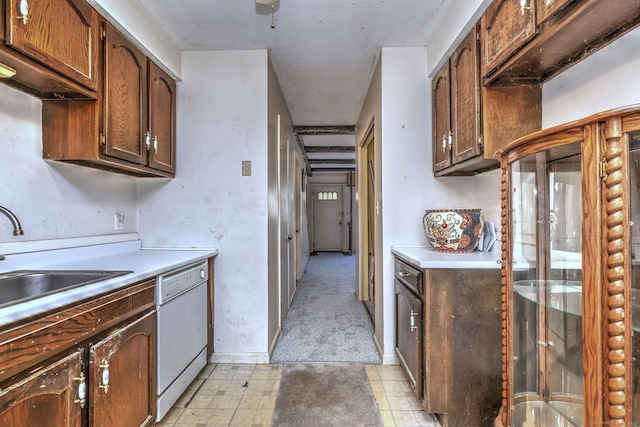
[155,253,439,426]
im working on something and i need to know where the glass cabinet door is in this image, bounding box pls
[510,142,583,426]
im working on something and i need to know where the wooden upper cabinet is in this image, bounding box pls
[481,0,536,78]
[0,350,84,427]
[536,0,576,25]
[148,60,176,174]
[432,61,451,172]
[482,0,640,84]
[103,22,148,166]
[450,30,481,166]
[5,0,99,91]
[42,21,176,178]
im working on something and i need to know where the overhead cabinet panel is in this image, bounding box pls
[481,0,537,78]
[6,0,99,91]
[103,23,148,166]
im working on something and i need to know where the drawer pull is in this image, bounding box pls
[398,272,411,278]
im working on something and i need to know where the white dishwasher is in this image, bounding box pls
[156,260,209,421]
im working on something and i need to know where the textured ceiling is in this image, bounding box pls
[137,0,451,172]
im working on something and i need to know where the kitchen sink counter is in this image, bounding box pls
[391,245,501,269]
[0,233,218,326]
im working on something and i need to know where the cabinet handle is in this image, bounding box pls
[447,131,453,150]
[99,360,110,393]
[74,372,87,408]
[17,0,28,25]
[145,131,151,151]
[442,134,447,153]
[410,310,418,331]
[153,136,158,154]
[520,0,531,15]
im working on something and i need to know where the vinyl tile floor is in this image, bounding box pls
[154,363,440,427]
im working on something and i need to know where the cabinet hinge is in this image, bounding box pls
[100,133,106,146]
[101,27,106,40]
[600,158,608,180]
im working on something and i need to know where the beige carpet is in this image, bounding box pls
[270,253,380,363]
[271,363,383,426]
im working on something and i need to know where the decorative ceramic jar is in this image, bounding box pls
[423,209,485,253]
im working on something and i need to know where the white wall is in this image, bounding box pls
[542,27,640,128]
[366,47,501,360]
[137,50,271,362]
[0,85,137,243]
[87,0,182,80]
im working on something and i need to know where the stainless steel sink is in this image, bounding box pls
[0,270,132,308]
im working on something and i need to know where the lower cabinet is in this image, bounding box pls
[0,350,85,427]
[89,311,156,427]
[0,279,156,427]
[423,268,502,427]
[393,257,503,427]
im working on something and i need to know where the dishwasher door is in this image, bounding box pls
[395,280,423,398]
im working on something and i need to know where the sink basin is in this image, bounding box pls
[0,270,132,308]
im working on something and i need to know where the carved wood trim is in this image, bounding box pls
[500,158,510,426]
[602,117,629,424]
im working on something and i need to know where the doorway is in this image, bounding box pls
[311,184,346,252]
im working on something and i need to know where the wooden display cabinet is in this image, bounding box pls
[496,105,640,426]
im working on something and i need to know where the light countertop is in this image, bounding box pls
[391,245,502,269]
[0,234,218,325]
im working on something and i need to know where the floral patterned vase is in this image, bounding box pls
[423,209,485,253]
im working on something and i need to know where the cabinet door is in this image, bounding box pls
[536,0,576,25]
[6,0,98,90]
[481,0,537,77]
[396,284,422,394]
[102,22,148,167]
[450,28,481,165]
[89,311,155,427]
[432,61,451,172]
[147,61,176,174]
[0,349,84,427]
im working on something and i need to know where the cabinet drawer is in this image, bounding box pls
[394,259,422,296]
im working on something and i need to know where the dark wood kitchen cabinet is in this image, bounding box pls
[481,0,640,85]
[89,311,155,427]
[423,268,502,427]
[42,21,176,177]
[0,0,99,98]
[0,350,85,427]
[0,279,156,427]
[393,253,502,426]
[433,25,541,176]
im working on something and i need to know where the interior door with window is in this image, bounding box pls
[312,185,344,252]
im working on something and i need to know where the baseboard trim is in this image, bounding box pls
[373,335,399,365]
[209,352,270,364]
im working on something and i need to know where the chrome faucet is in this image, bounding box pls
[0,205,24,236]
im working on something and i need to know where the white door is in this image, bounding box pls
[312,184,344,251]
[279,120,296,319]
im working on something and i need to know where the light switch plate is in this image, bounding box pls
[242,160,251,176]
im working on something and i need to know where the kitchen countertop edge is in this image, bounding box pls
[0,238,218,326]
[391,245,501,269]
